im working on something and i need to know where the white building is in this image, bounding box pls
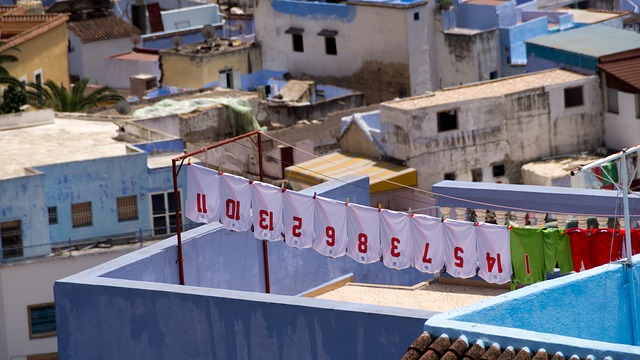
[0,245,147,360]
[378,69,603,188]
[254,0,438,104]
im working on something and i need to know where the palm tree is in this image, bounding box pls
[26,78,124,112]
[0,53,18,78]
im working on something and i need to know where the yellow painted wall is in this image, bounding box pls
[4,22,69,88]
[162,44,262,89]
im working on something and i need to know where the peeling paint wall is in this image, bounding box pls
[379,76,602,188]
[438,29,500,88]
[0,174,51,259]
[255,0,436,103]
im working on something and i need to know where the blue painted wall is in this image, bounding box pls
[0,173,51,259]
[131,139,184,155]
[55,175,436,359]
[272,0,356,23]
[455,3,499,30]
[424,259,640,357]
[499,17,547,75]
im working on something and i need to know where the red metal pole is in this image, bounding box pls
[171,129,264,286]
[172,159,185,285]
[258,132,271,294]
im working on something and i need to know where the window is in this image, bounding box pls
[471,168,483,182]
[437,110,458,132]
[219,69,233,89]
[117,195,139,222]
[34,69,43,86]
[151,191,181,236]
[292,34,304,52]
[492,164,506,177]
[564,86,584,108]
[413,11,420,20]
[489,71,498,80]
[444,172,456,180]
[607,88,619,114]
[71,201,92,228]
[48,207,58,225]
[28,303,56,339]
[1,220,23,259]
[325,37,337,55]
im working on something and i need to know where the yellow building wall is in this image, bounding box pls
[162,45,262,89]
[4,22,69,88]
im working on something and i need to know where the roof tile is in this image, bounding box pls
[464,341,487,360]
[67,13,141,44]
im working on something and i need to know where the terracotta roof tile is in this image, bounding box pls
[0,13,68,52]
[402,333,602,360]
[67,13,141,43]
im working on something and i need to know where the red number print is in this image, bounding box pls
[454,246,464,268]
[486,252,503,273]
[259,210,274,231]
[292,216,302,237]
[357,233,368,253]
[196,193,207,213]
[390,237,401,258]
[225,199,240,220]
[525,253,531,275]
[325,226,335,247]
[422,242,432,264]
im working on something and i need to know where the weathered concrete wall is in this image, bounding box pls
[0,109,54,131]
[267,92,365,126]
[438,29,500,88]
[604,88,640,150]
[161,44,262,89]
[378,76,602,188]
[255,0,435,103]
[338,122,381,159]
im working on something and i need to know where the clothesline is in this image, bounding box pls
[186,163,637,287]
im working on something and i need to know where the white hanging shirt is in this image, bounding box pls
[443,219,478,279]
[346,203,381,264]
[410,214,445,274]
[185,164,219,224]
[380,208,412,270]
[476,222,512,284]
[218,172,252,232]
[250,181,283,242]
[313,196,348,258]
[283,190,315,248]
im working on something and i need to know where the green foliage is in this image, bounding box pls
[0,83,27,114]
[0,53,18,78]
[26,78,125,112]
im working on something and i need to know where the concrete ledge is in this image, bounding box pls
[0,109,54,130]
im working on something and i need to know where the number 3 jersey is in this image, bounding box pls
[380,208,412,270]
[476,223,512,284]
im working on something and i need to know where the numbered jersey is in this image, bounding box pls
[313,196,348,258]
[185,164,219,224]
[250,181,283,242]
[510,227,546,285]
[218,172,252,232]
[410,214,445,274]
[476,223,512,284]
[380,209,412,270]
[283,190,315,248]
[443,219,478,279]
[346,203,381,264]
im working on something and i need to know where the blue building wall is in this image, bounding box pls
[0,173,51,259]
[499,16,548,75]
[55,176,437,359]
[36,154,150,244]
[454,3,499,30]
[425,259,640,357]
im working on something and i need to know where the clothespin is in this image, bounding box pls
[474,220,479,226]
[249,176,254,184]
[441,214,445,222]
[218,166,223,175]
[313,192,317,199]
[408,207,413,217]
[281,182,286,193]
[508,224,514,230]
[187,157,191,165]
[377,203,382,212]
[345,197,350,206]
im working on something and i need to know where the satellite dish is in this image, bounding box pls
[201,24,216,42]
[172,36,182,50]
[115,100,131,115]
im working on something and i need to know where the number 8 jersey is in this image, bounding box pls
[346,203,381,264]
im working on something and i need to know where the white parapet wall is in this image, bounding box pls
[0,109,55,131]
